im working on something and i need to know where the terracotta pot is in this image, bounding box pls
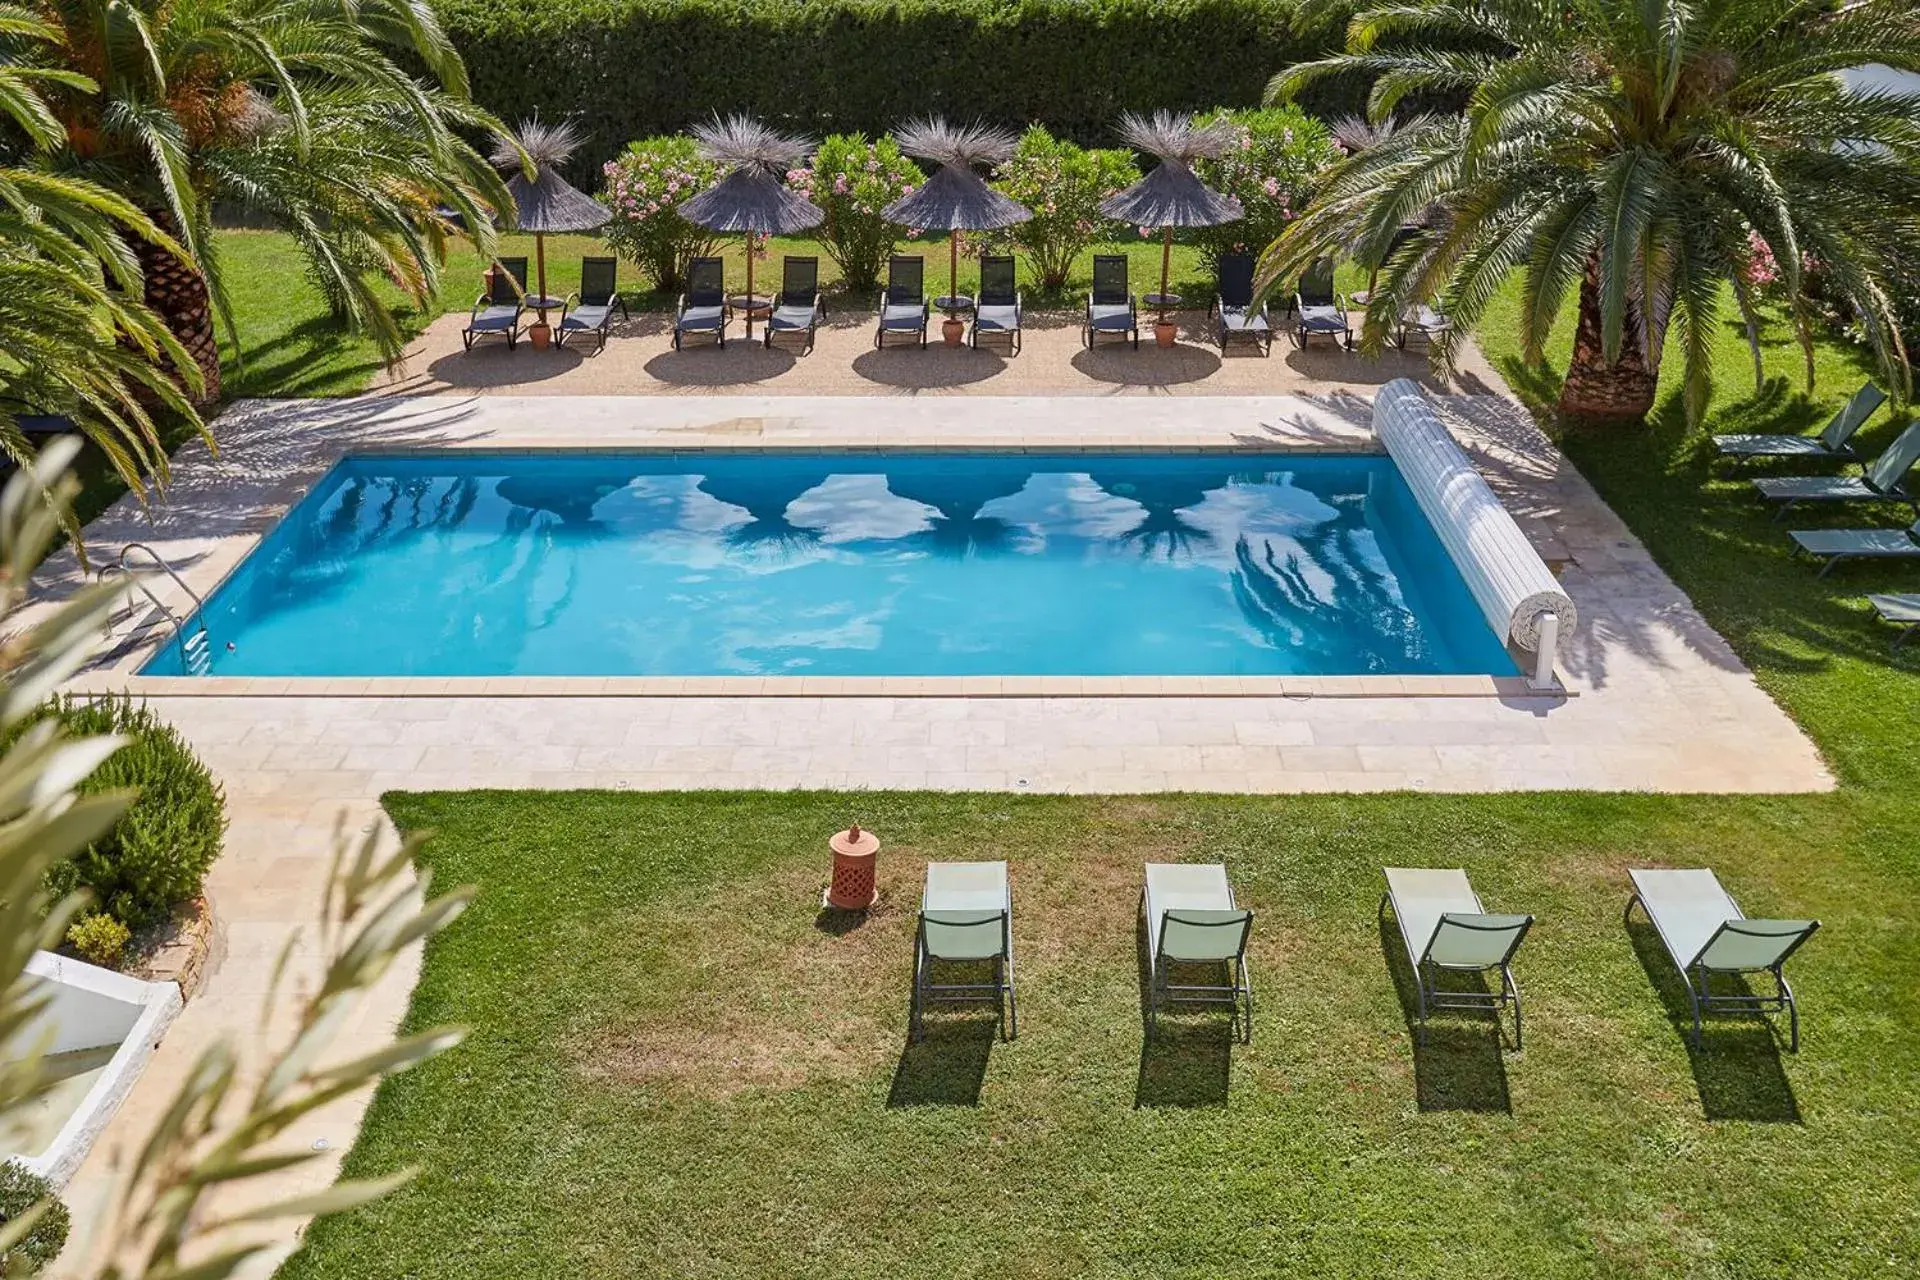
[528,322,552,351]
[826,825,880,911]
[941,316,966,347]
[1154,320,1178,348]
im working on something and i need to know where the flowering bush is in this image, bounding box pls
[599,136,723,291]
[1190,106,1341,271]
[984,126,1139,289]
[788,134,923,291]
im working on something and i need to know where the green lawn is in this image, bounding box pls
[274,285,1920,1276]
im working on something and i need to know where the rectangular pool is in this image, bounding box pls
[143,452,1517,678]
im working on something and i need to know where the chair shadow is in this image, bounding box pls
[642,341,796,386]
[1133,913,1232,1109]
[886,1007,997,1108]
[850,345,1006,389]
[1375,915,1512,1114]
[1625,920,1802,1123]
[1071,342,1222,387]
[423,342,585,389]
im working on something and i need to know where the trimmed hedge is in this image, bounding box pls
[434,0,1359,177]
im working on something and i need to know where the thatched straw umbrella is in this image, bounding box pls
[882,119,1030,335]
[1099,112,1244,332]
[491,120,610,344]
[677,116,824,338]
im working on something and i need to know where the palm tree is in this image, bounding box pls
[30,0,514,404]
[0,3,201,496]
[1262,0,1920,426]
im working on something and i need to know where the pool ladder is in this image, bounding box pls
[102,543,212,676]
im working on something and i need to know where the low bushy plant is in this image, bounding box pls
[67,911,131,969]
[986,126,1139,290]
[0,1161,70,1275]
[786,135,923,291]
[1191,106,1341,271]
[599,136,724,292]
[16,696,227,933]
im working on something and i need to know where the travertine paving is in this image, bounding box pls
[39,377,1828,1278]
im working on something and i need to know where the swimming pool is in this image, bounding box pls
[142,452,1518,678]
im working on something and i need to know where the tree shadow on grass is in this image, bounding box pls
[224,313,396,398]
[1625,920,1801,1123]
[1132,913,1232,1109]
[886,1008,996,1108]
[1376,914,1513,1115]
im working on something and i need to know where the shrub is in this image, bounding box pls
[599,136,723,292]
[0,1162,70,1276]
[438,0,1358,178]
[985,126,1139,290]
[787,135,923,291]
[17,696,227,933]
[67,912,131,969]
[1190,106,1342,272]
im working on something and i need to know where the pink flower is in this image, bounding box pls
[1262,177,1281,198]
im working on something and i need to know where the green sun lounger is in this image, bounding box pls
[911,860,1016,1041]
[1754,420,1920,520]
[1380,868,1533,1048]
[1625,868,1819,1050]
[1868,593,1920,650]
[1714,381,1885,461]
[1790,515,1920,577]
[1142,863,1253,1042]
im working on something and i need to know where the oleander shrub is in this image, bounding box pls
[435,0,1355,176]
[1188,106,1341,272]
[787,135,923,291]
[66,912,132,969]
[599,136,724,291]
[0,1162,70,1276]
[985,126,1139,289]
[10,696,227,935]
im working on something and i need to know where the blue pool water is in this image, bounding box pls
[145,452,1516,678]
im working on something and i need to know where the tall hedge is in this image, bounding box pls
[434,0,1357,177]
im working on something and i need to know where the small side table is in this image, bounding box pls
[1143,292,1183,311]
[934,294,975,314]
[825,825,880,911]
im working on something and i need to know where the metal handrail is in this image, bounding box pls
[114,543,210,675]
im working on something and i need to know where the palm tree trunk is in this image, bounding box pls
[1557,261,1655,425]
[132,214,220,407]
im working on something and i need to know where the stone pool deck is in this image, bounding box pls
[36,382,1829,1278]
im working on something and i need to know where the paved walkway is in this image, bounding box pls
[38,365,1830,1277]
[377,306,1511,399]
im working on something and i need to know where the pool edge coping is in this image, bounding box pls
[68,673,1570,699]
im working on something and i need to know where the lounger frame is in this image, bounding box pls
[1140,869,1254,1043]
[462,256,528,352]
[1378,883,1531,1049]
[911,866,1017,1042]
[1624,888,1819,1051]
[557,256,628,353]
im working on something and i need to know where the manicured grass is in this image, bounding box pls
[275,285,1920,1275]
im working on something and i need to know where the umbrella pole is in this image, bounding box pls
[536,233,548,316]
[745,235,755,339]
[950,229,960,315]
[1159,226,1173,325]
